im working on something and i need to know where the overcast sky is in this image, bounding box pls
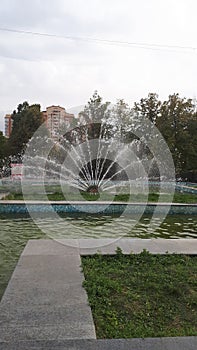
[0,0,197,132]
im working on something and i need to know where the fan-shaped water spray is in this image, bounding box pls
[20,118,171,202]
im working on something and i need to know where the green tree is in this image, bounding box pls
[65,91,111,145]
[132,94,163,171]
[80,90,110,124]
[7,102,45,156]
[0,131,7,174]
[0,131,6,159]
[133,92,197,179]
[157,94,197,177]
[107,99,132,141]
[182,112,197,180]
[134,93,161,124]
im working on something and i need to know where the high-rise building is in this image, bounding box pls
[4,114,13,138]
[43,106,74,138]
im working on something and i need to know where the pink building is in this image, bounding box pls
[4,114,13,138]
[43,106,74,138]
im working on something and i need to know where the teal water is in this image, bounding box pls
[0,213,196,300]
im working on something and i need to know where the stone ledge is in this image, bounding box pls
[21,238,197,255]
[0,337,197,350]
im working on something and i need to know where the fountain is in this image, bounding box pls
[0,112,196,239]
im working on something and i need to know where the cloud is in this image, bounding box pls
[0,0,197,134]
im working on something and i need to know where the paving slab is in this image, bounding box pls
[154,238,197,254]
[0,323,95,342]
[79,238,197,255]
[0,303,94,326]
[22,239,79,256]
[1,281,87,307]
[8,255,83,283]
[0,240,96,341]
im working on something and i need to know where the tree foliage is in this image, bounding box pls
[7,102,45,156]
[0,131,6,159]
[79,90,110,124]
[134,93,161,124]
[0,131,7,172]
[157,94,197,175]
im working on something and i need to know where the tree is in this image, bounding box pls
[106,99,132,141]
[0,131,6,159]
[64,91,111,146]
[0,131,7,175]
[134,93,161,124]
[133,92,197,179]
[132,94,164,173]
[157,94,197,177]
[79,90,110,124]
[7,102,45,156]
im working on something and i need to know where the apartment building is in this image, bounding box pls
[4,114,13,138]
[43,105,74,138]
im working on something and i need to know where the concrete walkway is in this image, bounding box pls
[0,240,96,343]
[0,238,197,349]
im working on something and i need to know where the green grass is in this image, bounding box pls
[82,250,197,338]
[2,191,197,203]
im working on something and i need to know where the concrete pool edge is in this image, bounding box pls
[0,200,197,214]
[0,338,197,350]
[0,238,197,349]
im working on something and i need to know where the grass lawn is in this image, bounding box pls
[2,191,197,203]
[82,250,197,338]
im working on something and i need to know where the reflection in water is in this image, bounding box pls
[0,213,197,239]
